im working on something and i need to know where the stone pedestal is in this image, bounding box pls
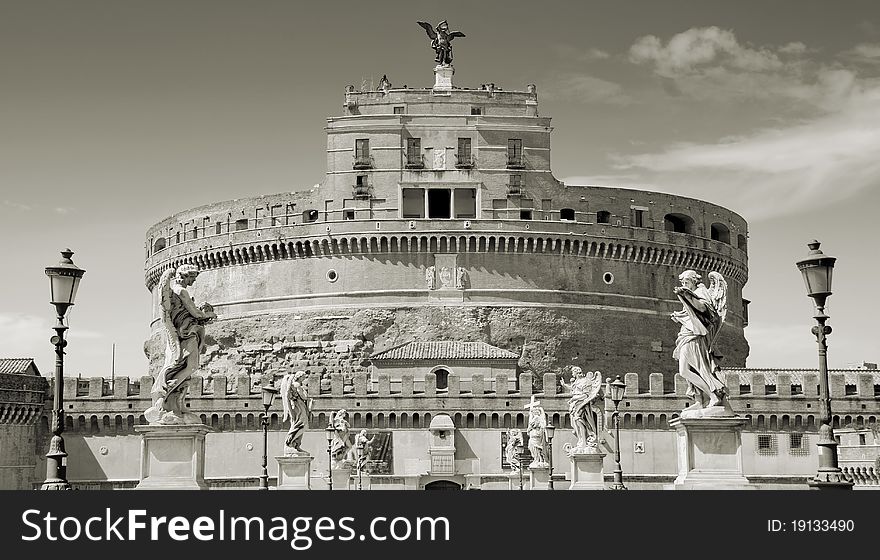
[569,452,606,490]
[135,424,213,490]
[528,465,551,490]
[508,470,526,490]
[331,466,352,490]
[671,417,752,490]
[276,454,313,490]
[433,65,454,92]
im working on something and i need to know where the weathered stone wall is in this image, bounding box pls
[0,372,47,489]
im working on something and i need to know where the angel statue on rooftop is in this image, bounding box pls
[281,370,312,454]
[671,270,734,418]
[145,264,216,425]
[417,20,465,65]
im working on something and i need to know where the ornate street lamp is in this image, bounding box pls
[259,382,279,490]
[796,240,853,490]
[607,375,627,490]
[545,423,556,490]
[356,438,366,490]
[42,249,86,490]
[325,424,335,490]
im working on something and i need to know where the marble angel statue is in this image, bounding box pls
[280,370,312,454]
[560,367,604,454]
[145,264,216,425]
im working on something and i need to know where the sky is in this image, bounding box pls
[1,0,878,378]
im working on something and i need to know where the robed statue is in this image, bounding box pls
[280,370,312,454]
[560,367,604,454]
[145,265,216,425]
[330,409,355,468]
[417,20,465,65]
[671,270,733,418]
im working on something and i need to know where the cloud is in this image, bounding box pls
[554,45,611,61]
[543,74,632,104]
[54,207,74,215]
[0,312,47,360]
[842,42,880,63]
[2,200,32,212]
[612,87,880,219]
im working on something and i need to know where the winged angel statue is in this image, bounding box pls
[417,20,465,65]
[560,367,605,454]
[280,370,312,454]
[671,270,733,418]
[145,265,216,424]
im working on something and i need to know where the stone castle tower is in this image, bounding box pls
[143,60,750,393]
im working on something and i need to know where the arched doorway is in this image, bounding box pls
[424,480,462,490]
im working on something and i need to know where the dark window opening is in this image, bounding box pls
[520,209,533,220]
[560,208,575,221]
[235,219,248,231]
[393,106,405,114]
[454,188,476,218]
[215,222,222,235]
[303,210,319,223]
[343,210,355,220]
[402,188,425,218]
[664,213,694,234]
[456,138,473,167]
[153,238,167,252]
[428,189,451,219]
[175,231,181,243]
[633,209,645,228]
[354,139,371,168]
[434,369,449,390]
[471,107,482,115]
[192,227,198,239]
[711,223,731,243]
[507,139,523,167]
[737,233,747,251]
[596,210,611,224]
[508,174,522,195]
[406,137,422,167]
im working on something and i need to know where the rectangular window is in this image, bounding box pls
[456,137,472,167]
[344,210,355,220]
[355,138,369,159]
[427,188,451,219]
[454,188,476,219]
[285,203,296,225]
[235,219,248,231]
[757,434,777,455]
[215,222,222,235]
[356,175,367,187]
[255,207,265,228]
[401,188,425,218]
[789,433,808,455]
[509,174,522,194]
[271,204,283,226]
[471,107,482,115]
[507,139,523,167]
[634,209,645,227]
[520,209,532,220]
[393,106,405,114]
[406,137,422,166]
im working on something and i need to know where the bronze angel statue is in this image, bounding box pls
[145,264,216,424]
[671,270,732,418]
[417,20,465,65]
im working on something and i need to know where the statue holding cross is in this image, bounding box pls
[524,396,549,468]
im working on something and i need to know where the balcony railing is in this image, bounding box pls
[353,155,373,170]
[353,183,371,199]
[455,154,475,169]
[507,184,523,197]
[404,155,425,169]
[506,157,525,169]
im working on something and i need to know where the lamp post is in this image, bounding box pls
[325,424,335,491]
[515,440,525,490]
[356,438,365,490]
[607,375,627,490]
[796,240,853,490]
[42,249,86,491]
[259,382,279,490]
[545,423,555,490]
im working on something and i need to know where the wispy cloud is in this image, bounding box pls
[842,42,880,64]
[554,45,611,61]
[54,207,75,215]
[542,74,632,104]
[2,200,32,212]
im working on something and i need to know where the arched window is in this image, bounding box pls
[596,210,611,224]
[710,223,730,244]
[153,238,167,252]
[433,368,449,390]
[664,213,693,234]
[560,208,575,221]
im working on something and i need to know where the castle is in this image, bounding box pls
[2,49,878,490]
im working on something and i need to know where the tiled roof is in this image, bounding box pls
[0,358,38,375]
[371,341,519,361]
[725,368,880,386]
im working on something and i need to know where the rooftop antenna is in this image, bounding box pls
[111,343,116,391]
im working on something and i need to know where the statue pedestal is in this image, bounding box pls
[276,454,313,490]
[528,465,551,490]
[433,65,454,92]
[331,466,352,490]
[134,424,213,490]
[670,417,752,490]
[508,471,526,490]
[569,451,606,490]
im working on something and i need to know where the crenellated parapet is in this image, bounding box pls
[46,368,879,436]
